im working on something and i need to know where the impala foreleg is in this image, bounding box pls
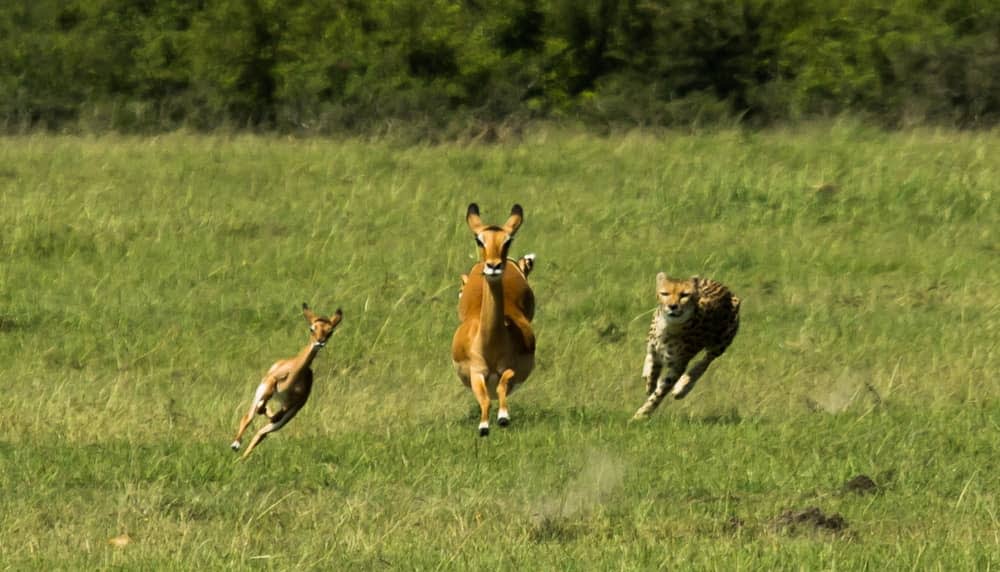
[231,380,275,451]
[470,373,491,437]
[240,405,302,460]
[496,369,515,427]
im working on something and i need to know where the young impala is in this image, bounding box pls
[452,203,536,436]
[230,303,342,459]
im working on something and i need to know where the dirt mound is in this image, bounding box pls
[843,474,879,495]
[772,507,847,533]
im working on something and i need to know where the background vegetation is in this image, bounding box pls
[0,126,997,568]
[2,0,1000,134]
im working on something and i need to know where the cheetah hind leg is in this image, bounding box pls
[671,352,720,399]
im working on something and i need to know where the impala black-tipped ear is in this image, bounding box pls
[302,303,318,323]
[330,308,344,326]
[467,203,485,233]
[503,204,524,235]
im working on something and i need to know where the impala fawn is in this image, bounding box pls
[452,203,536,436]
[230,303,342,459]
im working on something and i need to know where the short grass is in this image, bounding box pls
[1,124,997,570]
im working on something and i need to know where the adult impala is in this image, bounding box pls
[452,203,536,436]
[230,303,342,459]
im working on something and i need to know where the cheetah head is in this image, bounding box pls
[656,273,700,324]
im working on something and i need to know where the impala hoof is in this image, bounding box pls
[230,441,241,451]
[478,421,490,437]
[497,416,510,427]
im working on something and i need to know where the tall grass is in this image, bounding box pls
[0,124,997,569]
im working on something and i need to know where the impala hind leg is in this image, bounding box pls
[231,380,275,451]
[517,253,536,277]
[496,369,515,427]
[470,373,491,437]
[240,406,301,460]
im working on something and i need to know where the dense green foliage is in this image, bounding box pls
[0,127,997,568]
[2,0,999,133]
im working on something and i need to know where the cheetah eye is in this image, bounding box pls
[659,291,669,297]
[680,291,691,298]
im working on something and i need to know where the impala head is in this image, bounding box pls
[466,203,523,281]
[302,303,343,348]
[656,273,700,324]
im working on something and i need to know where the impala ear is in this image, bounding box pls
[329,308,343,327]
[503,204,523,235]
[302,302,318,323]
[466,203,485,233]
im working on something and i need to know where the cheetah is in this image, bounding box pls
[632,273,740,419]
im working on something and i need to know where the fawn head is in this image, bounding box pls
[302,303,343,348]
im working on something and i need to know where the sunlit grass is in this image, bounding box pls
[0,124,997,569]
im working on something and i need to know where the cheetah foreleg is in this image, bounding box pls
[671,352,719,400]
[633,367,682,420]
[641,352,663,396]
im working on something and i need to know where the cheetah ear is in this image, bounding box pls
[656,272,667,290]
[690,276,701,291]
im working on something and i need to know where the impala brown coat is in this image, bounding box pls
[451,203,536,436]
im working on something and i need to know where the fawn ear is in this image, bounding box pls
[302,303,318,323]
[329,308,343,327]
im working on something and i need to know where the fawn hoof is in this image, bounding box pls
[478,421,490,437]
[230,441,241,451]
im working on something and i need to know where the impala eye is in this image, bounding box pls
[475,235,485,247]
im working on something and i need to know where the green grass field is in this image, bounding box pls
[1,124,997,569]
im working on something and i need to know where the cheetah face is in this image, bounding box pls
[656,273,699,324]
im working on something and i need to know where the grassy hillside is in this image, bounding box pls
[0,125,997,569]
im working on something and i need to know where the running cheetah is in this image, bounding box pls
[632,273,740,419]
